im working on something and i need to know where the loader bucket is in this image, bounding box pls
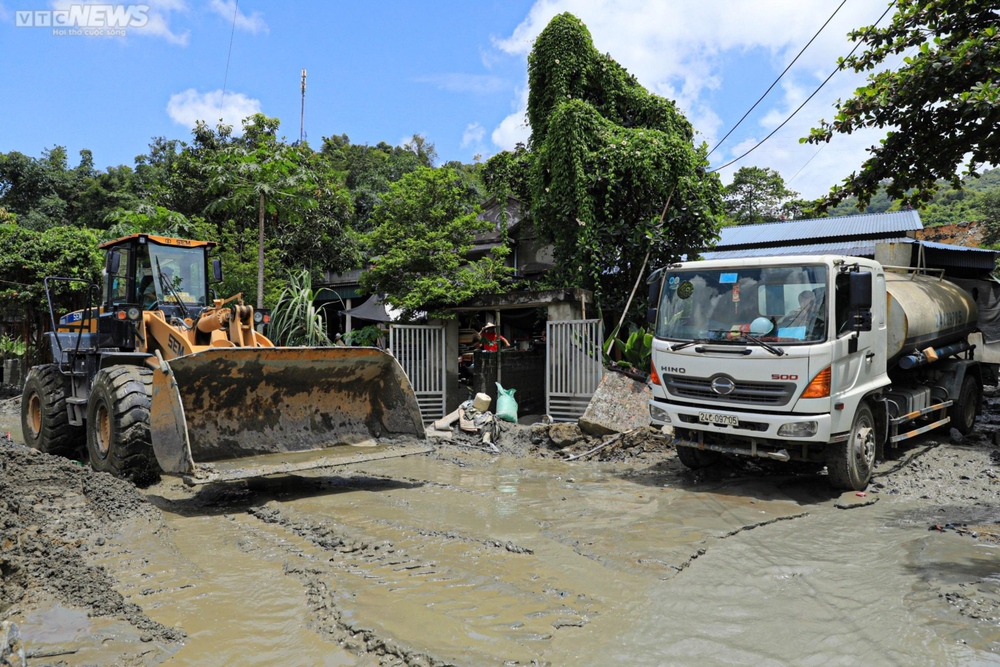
[149,347,431,485]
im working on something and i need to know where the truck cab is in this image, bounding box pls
[648,255,892,489]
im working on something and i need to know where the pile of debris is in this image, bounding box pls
[530,422,673,463]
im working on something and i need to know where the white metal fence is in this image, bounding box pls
[546,319,604,422]
[389,324,447,422]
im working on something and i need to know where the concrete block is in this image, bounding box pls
[579,370,651,436]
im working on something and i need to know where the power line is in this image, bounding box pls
[707,0,848,158]
[219,0,239,119]
[709,0,897,174]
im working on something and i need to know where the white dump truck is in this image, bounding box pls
[646,253,999,490]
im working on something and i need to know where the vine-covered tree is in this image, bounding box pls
[524,12,723,316]
[360,167,507,319]
[723,166,799,224]
[806,0,1000,210]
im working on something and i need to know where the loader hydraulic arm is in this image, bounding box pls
[141,302,273,361]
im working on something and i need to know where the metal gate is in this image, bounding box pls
[546,319,604,422]
[390,324,447,422]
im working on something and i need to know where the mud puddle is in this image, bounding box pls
[123,446,999,665]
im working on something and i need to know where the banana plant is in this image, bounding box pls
[602,324,653,378]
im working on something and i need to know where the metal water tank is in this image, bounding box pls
[885,272,978,365]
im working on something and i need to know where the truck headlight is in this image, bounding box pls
[649,404,671,423]
[777,421,818,438]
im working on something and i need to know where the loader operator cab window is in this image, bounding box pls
[106,247,130,306]
[142,243,209,311]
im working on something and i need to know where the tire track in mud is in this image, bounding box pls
[246,501,598,666]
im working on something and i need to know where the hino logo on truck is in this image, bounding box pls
[663,367,686,374]
[710,376,736,395]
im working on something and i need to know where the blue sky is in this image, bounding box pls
[0,0,893,199]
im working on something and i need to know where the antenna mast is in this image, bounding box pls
[299,69,307,143]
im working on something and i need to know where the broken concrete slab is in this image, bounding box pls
[579,370,651,437]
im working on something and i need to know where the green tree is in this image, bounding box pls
[525,13,723,318]
[319,133,428,230]
[0,223,102,357]
[806,0,1000,210]
[205,114,317,309]
[723,166,799,224]
[360,167,506,319]
[977,189,1000,246]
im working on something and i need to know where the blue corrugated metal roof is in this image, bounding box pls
[701,237,999,269]
[701,240,879,260]
[714,210,922,248]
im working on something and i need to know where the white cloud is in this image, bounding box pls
[51,0,190,45]
[208,0,267,35]
[166,89,261,130]
[491,0,893,198]
[492,86,530,152]
[461,123,486,149]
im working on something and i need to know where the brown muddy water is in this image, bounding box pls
[2,401,1000,665]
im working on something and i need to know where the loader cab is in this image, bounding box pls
[101,234,216,321]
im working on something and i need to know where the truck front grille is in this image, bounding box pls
[663,374,795,406]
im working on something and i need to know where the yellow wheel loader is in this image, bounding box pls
[20,234,430,485]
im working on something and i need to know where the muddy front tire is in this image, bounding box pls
[949,375,980,436]
[86,366,159,486]
[827,403,876,491]
[20,365,84,457]
[676,444,721,469]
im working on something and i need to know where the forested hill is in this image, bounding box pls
[826,168,1000,229]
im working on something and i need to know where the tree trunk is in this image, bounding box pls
[257,191,265,310]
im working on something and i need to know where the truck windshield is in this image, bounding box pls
[655,265,829,344]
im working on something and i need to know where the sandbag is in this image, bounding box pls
[495,382,518,423]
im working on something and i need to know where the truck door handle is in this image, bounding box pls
[865,352,875,361]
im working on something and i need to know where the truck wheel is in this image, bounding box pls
[85,366,160,486]
[827,403,876,491]
[949,375,980,436]
[676,444,720,469]
[20,365,84,457]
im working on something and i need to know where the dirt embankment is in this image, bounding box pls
[0,429,183,665]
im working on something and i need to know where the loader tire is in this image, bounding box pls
[86,366,159,486]
[827,403,876,491]
[21,364,85,458]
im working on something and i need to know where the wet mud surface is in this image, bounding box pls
[2,392,1000,665]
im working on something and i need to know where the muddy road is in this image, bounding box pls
[2,392,1000,666]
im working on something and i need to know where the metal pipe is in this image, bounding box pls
[898,340,971,370]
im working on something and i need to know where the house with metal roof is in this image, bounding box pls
[702,210,999,277]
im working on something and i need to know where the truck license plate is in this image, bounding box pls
[699,412,739,426]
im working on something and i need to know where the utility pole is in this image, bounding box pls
[299,69,307,144]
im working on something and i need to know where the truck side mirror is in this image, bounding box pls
[849,271,873,332]
[849,271,872,309]
[212,258,223,283]
[108,250,121,275]
[647,269,663,326]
